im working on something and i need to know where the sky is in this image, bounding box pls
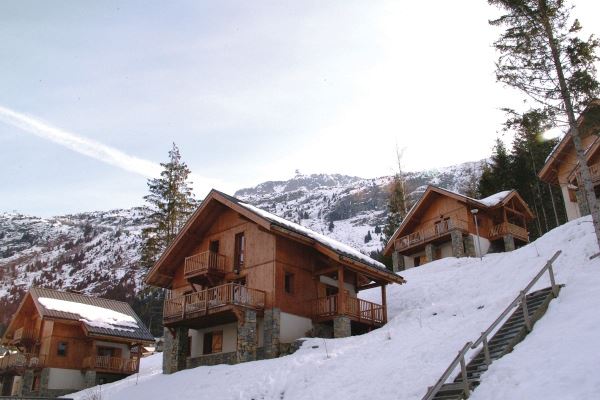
[1,1,599,216]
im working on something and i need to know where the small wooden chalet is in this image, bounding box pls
[145,189,404,374]
[0,288,154,398]
[538,99,600,221]
[383,186,534,270]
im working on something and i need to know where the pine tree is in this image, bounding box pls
[364,230,372,243]
[488,0,600,247]
[136,143,197,336]
[140,143,197,269]
[328,220,334,232]
[478,139,514,197]
[381,174,407,245]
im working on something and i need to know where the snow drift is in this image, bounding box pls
[69,216,600,400]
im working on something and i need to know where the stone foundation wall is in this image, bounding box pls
[333,316,351,338]
[451,231,465,257]
[503,234,516,252]
[263,308,281,359]
[237,309,258,363]
[186,352,237,368]
[311,322,333,338]
[463,235,476,257]
[163,326,189,374]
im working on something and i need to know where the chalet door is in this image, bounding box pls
[209,240,220,268]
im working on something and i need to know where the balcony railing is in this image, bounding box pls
[395,219,469,251]
[184,251,227,279]
[164,283,266,323]
[489,222,529,241]
[575,161,600,184]
[84,355,139,373]
[0,353,44,371]
[311,293,385,325]
[12,326,36,343]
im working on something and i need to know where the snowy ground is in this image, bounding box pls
[68,216,600,400]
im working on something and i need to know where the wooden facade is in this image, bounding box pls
[538,99,600,221]
[145,190,404,373]
[0,288,154,398]
[384,186,534,269]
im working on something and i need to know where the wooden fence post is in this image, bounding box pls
[520,291,531,331]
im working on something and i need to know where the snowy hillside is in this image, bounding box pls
[69,216,599,400]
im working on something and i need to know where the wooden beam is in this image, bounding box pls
[381,284,388,323]
[357,282,382,291]
[312,265,339,277]
[338,265,345,314]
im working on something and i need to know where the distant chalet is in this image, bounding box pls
[384,185,534,269]
[145,189,404,374]
[0,287,154,398]
[538,99,600,221]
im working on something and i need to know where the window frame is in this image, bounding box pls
[284,271,295,295]
[57,341,68,357]
[234,232,245,271]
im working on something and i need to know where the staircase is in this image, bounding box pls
[422,251,562,400]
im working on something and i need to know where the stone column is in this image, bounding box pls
[237,309,257,363]
[503,234,516,252]
[333,316,351,338]
[392,251,404,272]
[163,326,189,374]
[425,244,436,263]
[84,370,97,388]
[575,189,591,217]
[263,308,281,359]
[463,235,476,257]
[451,231,465,257]
[39,368,50,397]
[20,370,34,397]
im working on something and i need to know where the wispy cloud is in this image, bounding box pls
[0,105,219,195]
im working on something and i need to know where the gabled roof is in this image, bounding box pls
[146,189,404,288]
[539,99,600,184]
[383,186,534,255]
[2,288,154,344]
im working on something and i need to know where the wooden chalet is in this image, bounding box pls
[383,186,534,270]
[538,99,600,221]
[145,189,405,374]
[0,288,154,398]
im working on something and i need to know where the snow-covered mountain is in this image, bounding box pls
[235,160,483,254]
[0,160,483,329]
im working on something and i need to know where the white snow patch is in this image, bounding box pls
[38,297,138,331]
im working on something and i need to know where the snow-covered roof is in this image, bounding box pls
[29,287,154,342]
[471,190,512,207]
[239,202,387,270]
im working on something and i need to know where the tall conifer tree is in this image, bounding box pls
[488,0,600,247]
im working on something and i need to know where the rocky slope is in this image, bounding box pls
[0,160,483,330]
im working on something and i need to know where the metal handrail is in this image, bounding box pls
[422,250,562,400]
[422,342,473,400]
[471,250,561,348]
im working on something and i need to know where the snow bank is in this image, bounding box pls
[38,297,138,331]
[68,216,599,400]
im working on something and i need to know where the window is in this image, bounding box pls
[284,272,295,295]
[202,330,223,354]
[234,232,245,271]
[57,341,68,357]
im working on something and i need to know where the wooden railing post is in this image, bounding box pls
[482,334,491,366]
[182,295,187,320]
[459,353,470,398]
[520,291,531,331]
[548,264,558,297]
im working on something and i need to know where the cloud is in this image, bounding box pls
[0,105,219,196]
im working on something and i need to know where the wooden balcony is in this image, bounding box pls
[311,293,385,326]
[0,353,45,372]
[489,222,529,242]
[84,355,139,374]
[395,219,469,252]
[163,283,266,326]
[574,161,600,185]
[10,326,36,345]
[184,251,227,284]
